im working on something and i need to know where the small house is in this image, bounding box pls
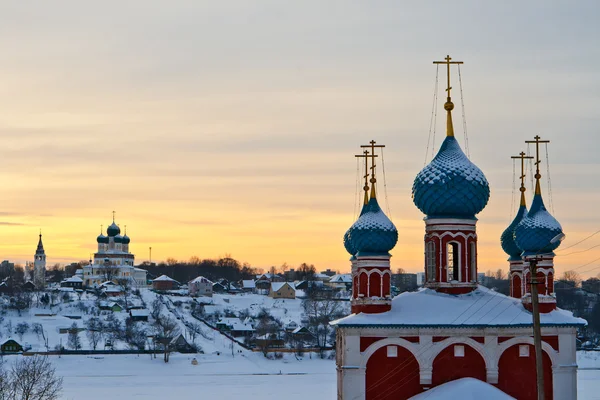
[229,321,255,338]
[170,334,195,353]
[326,274,352,289]
[152,275,179,291]
[189,276,213,297]
[61,276,84,289]
[241,280,256,293]
[99,301,123,312]
[212,282,228,293]
[1,338,23,353]
[22,281,36,291]
[253,333,284,349]
[269,282,296,299]
[129,309,150,322]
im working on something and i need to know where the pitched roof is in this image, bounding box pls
[190,276,213,285]
[329,274,352,283]
[241,280,256,289]
[332,286,586,328]
[153,275,178,283]
[270,282,295,292]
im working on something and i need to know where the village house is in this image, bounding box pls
[152,275,179,291]
[188,276,213,297]
[61,276,84,289]
[269,282,296,299]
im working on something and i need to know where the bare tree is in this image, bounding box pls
[32,323,49,352]
[154,315,180,363]
[85,317,103,350]
[562,270,582,287]
[302,292,343,355]
[15,322,29,341]
[67,322,82,350]
[116,277,132,311]
[7,355,63,400]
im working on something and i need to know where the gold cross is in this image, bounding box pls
[355,149,376,205]
[511,151,534,205]
[433,55,464,100]
[360,140,385,198]
[525,135,550,195]
[112,210,116,222]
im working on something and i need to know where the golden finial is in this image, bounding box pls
[433,55,463,137]
[360,140,385,199]
[525,135,550,195]
[511,151,534,206]
[355,149,372,205]
[112,210,116,222]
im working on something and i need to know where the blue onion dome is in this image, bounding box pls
[107,222,120,237]
[501,204,527,260]
[122,234,130,244]
[96,234,109,244]
[515,193,563,255]
[412,136,490,219]
[114,234,124,244]
[343,203,369,256]
[347,198,398,255]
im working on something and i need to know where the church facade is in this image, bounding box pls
[82,217,147,287]
[333,57,584,400]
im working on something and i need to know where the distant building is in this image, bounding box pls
[189,276,213,297]
[393,273,418,292]
[416,272,425,286]
[152,275,179,291]
[82,216,147,287]
[61,276,83,289]
[320,269,337,277]
[327,274,352,289]
[269,282,296,299]
[34,233,46,289]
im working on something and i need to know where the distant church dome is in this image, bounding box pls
[515,192,563,255]
[107,222,120,237]
[97,234,109,244]
[501,204,527,260]
[413,136,490,219]
[346,197,398,256]
[122,234,130,245]
[114,234,124,244]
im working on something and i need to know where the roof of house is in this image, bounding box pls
[329,274,352,283]
[230,322,255,332]
[189,276,213,285]
[153,275,178,283]
[270,282,295,292]
[63,276,83,283]
[130,309,150,317]
[332,286,586,328]
[241,280,256,289]
[409,378,515,400]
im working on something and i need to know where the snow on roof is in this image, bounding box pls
[332,286,586,328]
[63,276,83,283]
[130,309,150,317]
[134,267,147,272]
[270,282,295,292]
[241,280,256,289]
[153,275,178,282]
[329,274,352,283]
[409,378,515,400]
[189,276,213,285]
[230,322,254,332]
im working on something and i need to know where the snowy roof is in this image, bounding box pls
[189,276,213,285]
[270,282,295,292]
[332,286,586,328]
[153,275,178,282]
[329,274,352,283]
[409,378,515,400]
[63,276,83,283]
[230,322,255,332]
[241,280,256,289]
[130,309,150,317]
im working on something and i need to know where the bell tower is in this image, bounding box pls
[34,232,46,289]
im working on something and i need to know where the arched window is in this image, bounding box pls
[447,242,459,281]
[426,241,436,282]
[470,242,477,282]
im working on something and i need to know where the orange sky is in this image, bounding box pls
[0,1,598,278]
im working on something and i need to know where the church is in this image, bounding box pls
[82,214,147,287]
[332,57,585,400]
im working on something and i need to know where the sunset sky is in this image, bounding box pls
[0,1,598,277]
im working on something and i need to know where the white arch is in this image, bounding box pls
[426,337,493,372]
[360,337,425,371]
[493,336,558,368]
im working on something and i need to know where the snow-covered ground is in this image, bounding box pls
[13,351,596,399]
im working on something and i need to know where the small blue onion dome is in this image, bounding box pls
[501,204,527,260]
[96,234,109,244]
[515,193,563,255]
[412,136,490,219]
[343,203,369,256]
[107,222,120,237]
[114,234,124,244]
[347,197,398,256]
[122,235,130,245]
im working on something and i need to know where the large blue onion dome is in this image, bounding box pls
[412,136,490,219]
[343,203,369,256]
[501,203,527,260]
[96,234,109,244]
[114,234,124,244]
[515,193,563,255]
[122,234,130,245]
[107,222,120,237]
[347,197,398,256]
